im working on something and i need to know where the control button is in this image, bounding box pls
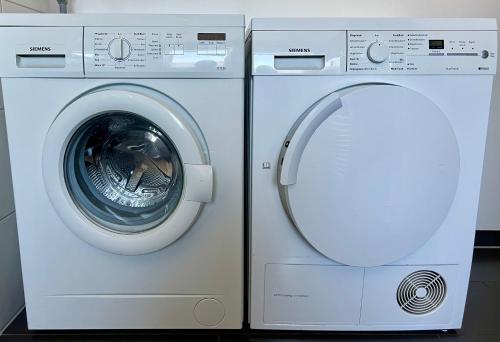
[216,43,226,56]
[164,44,175,55]
[108,37,131,61]
[174,44,184,55]
[482,50,490,59]
[206,43,217,55]
[367,41,389,64]
[198,43,208,55]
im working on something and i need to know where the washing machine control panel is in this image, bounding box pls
[83,27,244,77]
[347,30,497,74]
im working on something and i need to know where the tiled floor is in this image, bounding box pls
[2,249,500,341]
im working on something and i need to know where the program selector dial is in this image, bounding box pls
[367,41,389,63]
[108,37,132,61]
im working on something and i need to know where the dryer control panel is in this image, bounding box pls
[84,27,244,78]
[347,30,497,74]
[251,29,497,75]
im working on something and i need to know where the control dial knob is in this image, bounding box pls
[108,37,131,61]
[367,41,389,63]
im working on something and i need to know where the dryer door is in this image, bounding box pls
[43,87,213,255]
[278,84,460,267]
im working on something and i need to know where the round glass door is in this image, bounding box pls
[65,112,183,233]
[44,87,213,255]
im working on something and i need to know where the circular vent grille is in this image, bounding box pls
[397,270,447,315]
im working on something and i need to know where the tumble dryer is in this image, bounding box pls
[247,18,497,330]
[0,14,244,329]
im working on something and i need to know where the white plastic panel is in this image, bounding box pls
[0,110,14,220]
[0,27,83,77]
[347,30,497,74]
[361,265,458,326]
[264,264,363,325]
[27,294,226,329]
[84,27,244,78]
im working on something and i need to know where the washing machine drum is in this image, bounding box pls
[65,113,183,233]
[278,84,460,267]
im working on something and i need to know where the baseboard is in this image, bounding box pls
[0,304,24,335]
[475,230,500,248]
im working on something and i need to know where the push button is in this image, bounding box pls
[174,44,184,55]
[206,43,217,55]
[164,44,175,55]
[216,43,226,56]
[197,43,208,55]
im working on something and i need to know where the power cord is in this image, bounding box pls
[56,0,68,13]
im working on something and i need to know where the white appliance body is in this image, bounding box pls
[247,18,497,331]
[0,14,244,329]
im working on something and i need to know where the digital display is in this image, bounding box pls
[429,40,445,50]
[198,33,226,41]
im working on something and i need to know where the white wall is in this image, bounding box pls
[2,0,58,13]
[71,0,500,230]
[70,0,500,20]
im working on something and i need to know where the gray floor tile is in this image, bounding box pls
[461,281,500,335]
[439,333,500,341]
[220,334,440,341]
[0,336,217,341]
[469,249,500,282]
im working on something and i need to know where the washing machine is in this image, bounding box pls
[0,14,244,329]
[247,18,497,330]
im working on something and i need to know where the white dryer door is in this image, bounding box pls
[278,84,460,267]
[43,87,213,255]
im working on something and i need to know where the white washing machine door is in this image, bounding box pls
[278,84,460,267]
[43,86,213,255]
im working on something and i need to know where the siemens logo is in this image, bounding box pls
[288,48,311,53]
[29,46,52,52]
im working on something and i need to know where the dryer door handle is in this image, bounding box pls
[279,93,343,186]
